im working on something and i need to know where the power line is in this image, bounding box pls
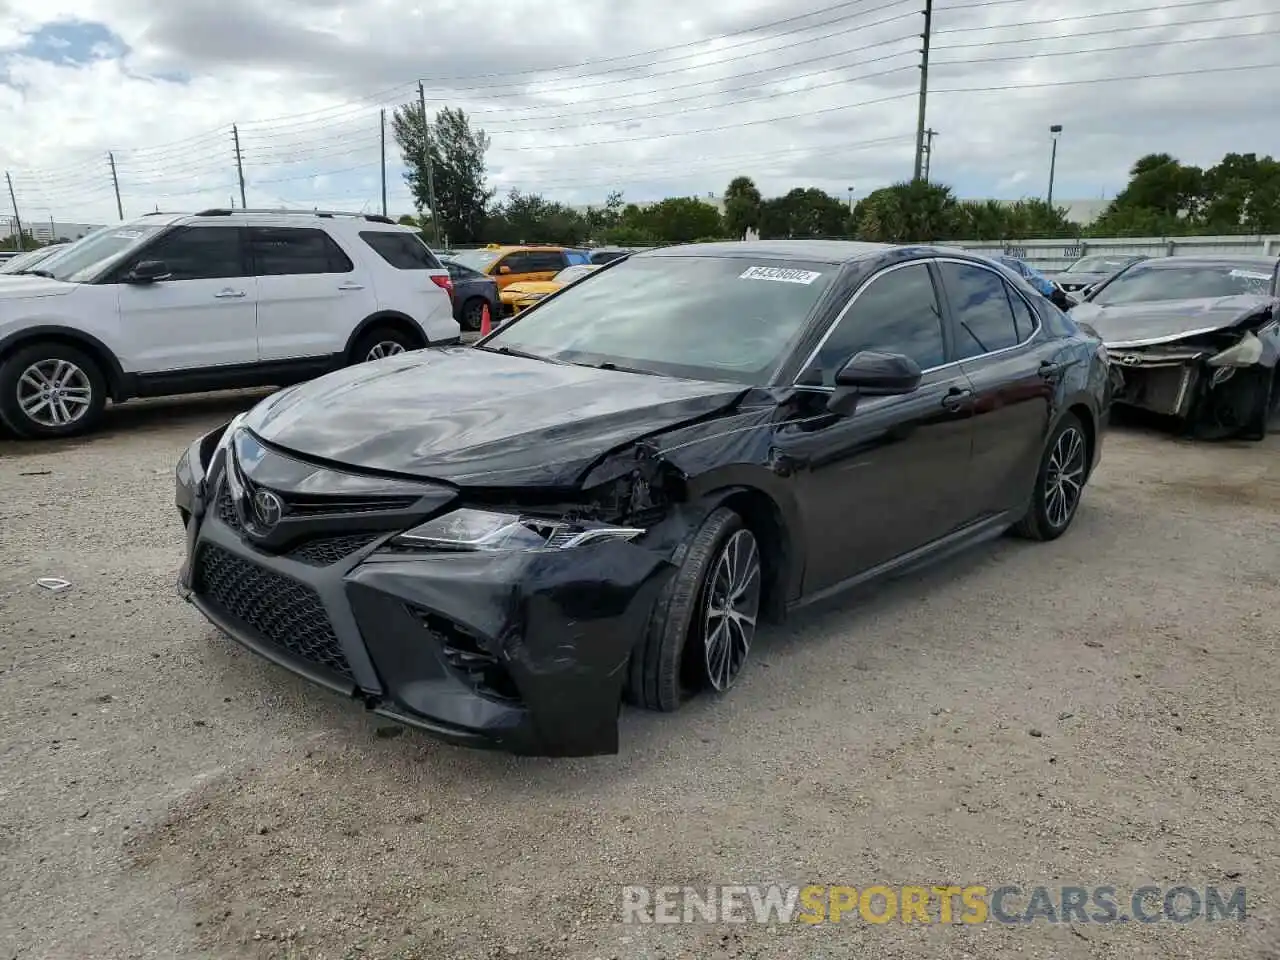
[932,60,1280,94]
[933,10,1273,50]
[934,0,1254,34]
[933,27,1280,66]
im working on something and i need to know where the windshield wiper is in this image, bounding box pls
[474,343,565,364]
[15,269,55,278]
[577,359,661,377]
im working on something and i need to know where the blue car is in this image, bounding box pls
[997,256,1075,309]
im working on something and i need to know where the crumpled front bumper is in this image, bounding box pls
[175,424,676,757]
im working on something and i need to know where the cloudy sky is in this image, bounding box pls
[0,0,1276,226]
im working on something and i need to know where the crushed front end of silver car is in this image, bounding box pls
[1102,304,1279,440]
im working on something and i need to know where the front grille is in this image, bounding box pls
[287,533,381,566]
[194,543,354,682]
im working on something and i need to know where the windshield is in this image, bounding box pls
[482,255,836,384]
[1065,255,1138,274]
[554,265,596,284]
[1091,261,1276,306]
[449,249,501,272]
[0,245,63,274]
[42,224,167,282]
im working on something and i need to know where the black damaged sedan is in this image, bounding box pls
[175,241,1110,756]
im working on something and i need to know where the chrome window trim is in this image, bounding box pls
[790,256,1045,389]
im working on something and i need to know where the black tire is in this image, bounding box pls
[1012,412,1089,542]
[351,325,419,364]
[625,507,762,711]
[460,298,487,332]
[0,341,107,439]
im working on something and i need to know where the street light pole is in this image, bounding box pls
[1047,124,1063,207]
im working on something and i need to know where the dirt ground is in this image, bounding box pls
[1,394,1278,960]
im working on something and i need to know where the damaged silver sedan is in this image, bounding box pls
[1071,255,1280,440]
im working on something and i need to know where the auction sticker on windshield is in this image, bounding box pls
[739,266,822,284]
[1229,269,1271,280]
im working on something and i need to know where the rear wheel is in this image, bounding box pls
[1012,412,1089,541]
[352,325,418,363]
[626,508,762,711]
[0,341,107,439]
[460,298,487,332]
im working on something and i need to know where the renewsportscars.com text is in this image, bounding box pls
[621,884,1247,925]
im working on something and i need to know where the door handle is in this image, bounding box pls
[338,282,365,291]
[1039,360,1066,379]
[941,388,972,411]
[213,289,246,299]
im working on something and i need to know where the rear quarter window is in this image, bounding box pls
[359,231,443,270]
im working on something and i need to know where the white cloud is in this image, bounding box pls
[0,0,1277,225]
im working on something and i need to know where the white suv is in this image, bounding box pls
[0,208,459,438]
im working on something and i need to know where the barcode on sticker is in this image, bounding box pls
[739,266,821,284]
[1229,269,1270,280]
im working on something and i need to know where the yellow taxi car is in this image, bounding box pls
[506,264,601,315]
[445,244,592,314]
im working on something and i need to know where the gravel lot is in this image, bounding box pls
[1,394,1278,960]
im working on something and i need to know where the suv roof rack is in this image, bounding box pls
[195,208,397,225]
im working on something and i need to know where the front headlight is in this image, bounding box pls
[389,507,645,552]
[1207,332,1263,368]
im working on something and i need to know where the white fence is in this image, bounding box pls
[937,235,1280,272]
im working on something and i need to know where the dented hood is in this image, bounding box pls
[240,346,745,487]
[1071,295,1277,347]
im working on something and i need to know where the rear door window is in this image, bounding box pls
[249,227,354,276]
[938,261,1023,360]
[359,230,442,270]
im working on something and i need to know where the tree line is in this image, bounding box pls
[394,104,1280,247]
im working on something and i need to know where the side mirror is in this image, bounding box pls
[834,351,922,396]
[498,264,512,275]
[124,260,171,283]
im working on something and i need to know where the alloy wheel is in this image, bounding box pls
[702,528,761,693]
[365,341,406,361]
[1044,426,1086,529]
[17,359,93,428]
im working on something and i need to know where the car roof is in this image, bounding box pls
[1128,255,1279,270]
[641,239,914,264]
[484,244,571,253]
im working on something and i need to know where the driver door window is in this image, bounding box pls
[126,226,248,281]
[805,262,946,384]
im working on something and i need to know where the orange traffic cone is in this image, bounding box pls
[479,302,492,336]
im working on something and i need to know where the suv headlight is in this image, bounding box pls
[390,507,645,552]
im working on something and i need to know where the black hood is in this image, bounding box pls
[240,346,746,487]
[1071,295,1276,347]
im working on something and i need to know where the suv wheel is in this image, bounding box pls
[0,342,107,439]
[353,326,418,363]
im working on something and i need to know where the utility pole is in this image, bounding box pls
[379,108,388,218]
[5,172,24,251]
[232,124,247,209]
[108,152,124,220]
[923,128,938,181]
[1047,124,1063,207]
[912,0,933,182]
[418,81,442,247]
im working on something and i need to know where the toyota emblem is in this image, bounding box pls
[251,489,284,529]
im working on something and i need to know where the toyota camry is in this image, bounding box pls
[175,241,1110,756]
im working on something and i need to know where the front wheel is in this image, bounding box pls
[626,508,762,711]
[1012,412,1089,541]
[0,342,107,439]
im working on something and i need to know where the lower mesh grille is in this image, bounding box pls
[194,542,354,681]
[216,482,242,531]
